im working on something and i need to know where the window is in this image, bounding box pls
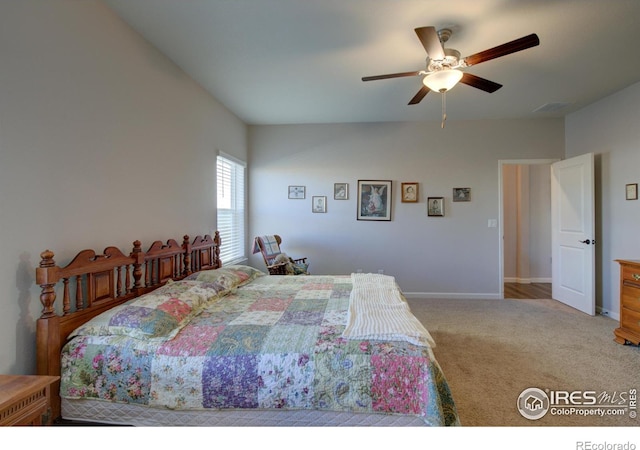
[216,153,246,264]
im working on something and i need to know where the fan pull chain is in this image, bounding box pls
[441,91,447,129]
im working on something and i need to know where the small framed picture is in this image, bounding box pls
[312,196,327,213]
[401,182,418,203]
[453,187,471,202]
[626,183,638,200]
[427,197,444,217]
[288,185,306,199]
[334,183,348,200]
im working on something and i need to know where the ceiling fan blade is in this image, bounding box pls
[362,71,420,82]
[463,33,540,67]
[408,86,430,105]
[415,26,445,60]
[459,73,502,93]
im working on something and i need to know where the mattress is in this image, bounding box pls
[62,398,427,426]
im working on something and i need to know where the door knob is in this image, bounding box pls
[579,239,594,244]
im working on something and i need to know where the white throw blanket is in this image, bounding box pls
[342,273,436,348]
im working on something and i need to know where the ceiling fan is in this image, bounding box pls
[362,26,540,125]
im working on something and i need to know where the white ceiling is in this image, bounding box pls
[103,0,640,125]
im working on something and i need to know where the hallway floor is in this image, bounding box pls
[504,282,552,299]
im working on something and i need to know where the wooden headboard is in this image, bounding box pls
[34,232,221,420]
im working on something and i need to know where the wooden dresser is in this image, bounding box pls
[614,259,640,345]
[0,375,59,426]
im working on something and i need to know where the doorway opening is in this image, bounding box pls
[498,159,558,299]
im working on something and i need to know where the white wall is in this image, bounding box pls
[566,80,640,316]
[248,120,564,296]
[0,1,247,375]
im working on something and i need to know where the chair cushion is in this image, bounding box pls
[254,235,281,264]
[291,262,309,275]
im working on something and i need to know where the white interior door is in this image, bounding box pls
[551,153,595,315]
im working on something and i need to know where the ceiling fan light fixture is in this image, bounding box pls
[422,69,463,93]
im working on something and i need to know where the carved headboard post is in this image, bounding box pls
[214,231,222,268]
[182,235,192,277]
[130,240,144,295]
[35,249,62,415]
[36,250,59,319]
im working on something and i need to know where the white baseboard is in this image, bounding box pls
[596,307,620,321]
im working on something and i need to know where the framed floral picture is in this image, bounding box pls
[357,180,392,221]
[401,182,418,202]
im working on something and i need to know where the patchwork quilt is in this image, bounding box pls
[60,269,459,426]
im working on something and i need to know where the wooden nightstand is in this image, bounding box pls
[614,260,640,345]
[0,375,59,426]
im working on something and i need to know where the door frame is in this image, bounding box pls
[498,159,559,298]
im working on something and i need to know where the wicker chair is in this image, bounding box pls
[253,235,309,275]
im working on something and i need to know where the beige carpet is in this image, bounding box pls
[407,297,640,427]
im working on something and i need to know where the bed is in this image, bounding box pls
[35,232,459,426]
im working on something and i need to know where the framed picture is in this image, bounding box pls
[428,197,444,217]
[357,180,392,221]
[312,196,327,213]
[288,185,305,199]
[453,187,471,202]
[334,183,349,200]
[401,182,419,203]
[626,183,638,200]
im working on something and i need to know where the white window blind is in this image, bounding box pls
[216,153,246,264]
